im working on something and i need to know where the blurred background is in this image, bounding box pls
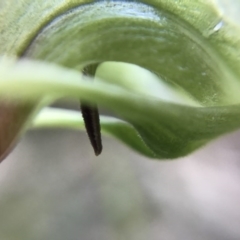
[1,118,240,240]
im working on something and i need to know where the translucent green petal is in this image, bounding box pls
[1,58,240,159]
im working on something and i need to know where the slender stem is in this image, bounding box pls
[81,63,102,156]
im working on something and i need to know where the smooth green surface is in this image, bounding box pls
[22,1,240,106]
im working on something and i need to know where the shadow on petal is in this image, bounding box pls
[0,101,33,162]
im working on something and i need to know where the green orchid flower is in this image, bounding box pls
[1,0,240,162]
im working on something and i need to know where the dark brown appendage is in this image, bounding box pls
[80,64,102,156]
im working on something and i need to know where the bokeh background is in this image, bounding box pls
[1,113,240,240]
[1,0,240,239]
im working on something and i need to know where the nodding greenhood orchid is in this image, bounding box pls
[1,0,240,162]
